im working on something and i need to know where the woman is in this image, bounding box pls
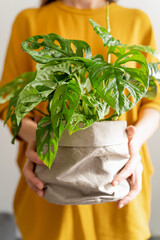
[0,0,160,239]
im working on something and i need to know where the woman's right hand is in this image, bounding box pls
[23,140,45,197]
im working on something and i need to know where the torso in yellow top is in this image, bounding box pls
[1,1,160,240]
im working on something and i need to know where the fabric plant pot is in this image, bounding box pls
[35,120,130,205]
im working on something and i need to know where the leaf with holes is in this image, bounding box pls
[68,112,97,134]
[108,45,126,58]
[15,69,58,125]
[145,77,157,99]
[21,34,93,65]
[126,45,160,61]
[89,50,149,115]
[36,116,58,168]
[50,80,81,139]
[10,113,21,144]
[0,72,36,104]
[148,62,160,83]
[4,89,22,126]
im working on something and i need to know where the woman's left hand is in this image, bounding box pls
[112,125,143,209]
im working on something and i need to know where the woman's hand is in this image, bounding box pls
[112,125,143,209]
[23,140,45,197]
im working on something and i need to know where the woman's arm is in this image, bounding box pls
[18,118,37,143]
[18,118,45,197]
[113,108,160,208]
[135,108,160,148]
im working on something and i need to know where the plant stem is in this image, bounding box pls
[106,2,111,64]
[106,2,111,33]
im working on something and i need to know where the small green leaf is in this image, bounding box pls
[145,77,157,99]
[81,92,108,120]
[89,19,121,47]
[50,80,81,139]
[68,112,97,134]
[0,72,36,104]
[36,116,58,168]
[11,113,21,144]
[148,62,160,82]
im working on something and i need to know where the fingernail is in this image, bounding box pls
[38,183,43,189]
[38,191,43,197]
[119,203,124,208]
[113,181,118,186]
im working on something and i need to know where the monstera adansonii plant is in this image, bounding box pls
[0,17,160,168]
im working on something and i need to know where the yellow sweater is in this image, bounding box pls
[1,1,160,240]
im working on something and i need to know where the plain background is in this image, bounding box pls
[0,0,160,236]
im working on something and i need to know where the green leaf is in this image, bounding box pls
[89,50,149,115]
[89,19,122,47]
[148,62,160,82]
[36,116,58,169]
[50,80,81,139]
[126,45,160,61]
[108,45,126,58]
[4,89,22,125]
[114,50,149,87]
[11,113,21,144]
[0,72,36,104]
[145,77,157,99]
[68,112,97,134]
[15,68,58,125]
[0,72,36,143]
[81,92,109,119]
[21,34,92,64]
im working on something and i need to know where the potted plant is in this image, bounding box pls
[0,10,160,205]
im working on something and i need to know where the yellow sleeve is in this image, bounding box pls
[140,13,160,113]
[0,10,35,141]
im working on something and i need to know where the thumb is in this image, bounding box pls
[126,125,136,140]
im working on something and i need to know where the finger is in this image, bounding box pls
[26,179,44,197]
[126,125,136,141]
[23,159,44,193]
[117,162,143,208]
[112,153,141,186]
[25,141,45,165]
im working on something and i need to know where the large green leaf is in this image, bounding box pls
[21,34,93,64]
[36,116,58,168]
[114,50,149,87]
[0,72,36,104]
[89,50,149,115]
[50,80,81,139]
[15,68,58,125]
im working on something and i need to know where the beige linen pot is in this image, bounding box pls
[35,121,130,205]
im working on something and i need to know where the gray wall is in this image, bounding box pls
[0,0,160,236]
